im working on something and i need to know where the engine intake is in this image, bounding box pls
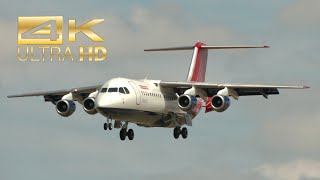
[83,97,97,115]
[56,99,76,117]
[211,95,230,112]
[178,94,197,111]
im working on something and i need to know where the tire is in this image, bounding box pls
[104,123,108,130]
[108,123,112,130]
[181,127,188,139]
[120,129,126,140]
[127,129,134,140]
[173,127,181,139]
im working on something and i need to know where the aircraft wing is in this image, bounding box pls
[7,85,101,103]
[159,81,309,98]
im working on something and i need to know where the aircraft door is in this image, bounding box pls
[128,81,141,105]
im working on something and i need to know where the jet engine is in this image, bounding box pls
[82,97,97,115]
[178,94,197,111]
[56,99,76,117]
[210,95,230,112]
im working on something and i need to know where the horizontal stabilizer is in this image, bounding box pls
[202,45,269,49]
[144,46,194,51]
[144,45,269,51]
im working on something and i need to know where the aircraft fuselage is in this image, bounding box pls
[95,77,202,127]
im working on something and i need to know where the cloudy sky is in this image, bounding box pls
[1,0,319,180]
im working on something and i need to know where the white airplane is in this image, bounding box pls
[8,42,309,141]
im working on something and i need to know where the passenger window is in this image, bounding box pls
[119,87,125,94]
[108,87,118,92]
[101,88,108,93]
[124,87,130,94]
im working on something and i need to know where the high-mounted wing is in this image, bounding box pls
[160,81,309,98]
[7,85,101,103]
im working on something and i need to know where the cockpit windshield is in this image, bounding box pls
[108,88,118,92]
[101,88,108,93]
[100,87,130,94]
[119,87,125,94]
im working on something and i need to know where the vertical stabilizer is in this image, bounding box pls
[186,42,208,82]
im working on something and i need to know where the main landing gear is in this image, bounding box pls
[119,121,134,141]
[173,127,188,139]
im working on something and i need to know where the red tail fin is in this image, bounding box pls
[186,42,208,82]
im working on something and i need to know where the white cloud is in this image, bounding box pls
[255,159,320,180]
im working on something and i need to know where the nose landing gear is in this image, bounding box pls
[103,117,113,130]
[103,123,112,130]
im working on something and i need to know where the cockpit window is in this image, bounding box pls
[101,87,129,94]
[101,88,108,93]
[119,87,125,94]
[124,87,130,94]
[108,87,118,92]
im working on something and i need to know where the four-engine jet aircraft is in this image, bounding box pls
[8,42,309,141]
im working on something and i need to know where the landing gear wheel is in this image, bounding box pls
[181,127,188,139]
[108,123,112,130]
[120,129,127,141]
[173,127,181,139]
[127,129,134,140]
[104,123,108,130]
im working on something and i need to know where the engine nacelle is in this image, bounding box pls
[56,99,76,117]
[210,95,230,112]
[83,97,97,115]
[178,94,197,111]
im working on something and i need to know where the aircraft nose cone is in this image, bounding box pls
[95,99,101,108]
[95,94,105,108]
[95,93,115,109]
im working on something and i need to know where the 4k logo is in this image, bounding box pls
[17,16,107,62]
[18,16,104,45]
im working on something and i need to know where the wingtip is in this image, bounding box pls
[303,86,310,89]
[7,95,17,98]
[264,45,270,48]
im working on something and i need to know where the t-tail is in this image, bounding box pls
[145,42,269,82]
